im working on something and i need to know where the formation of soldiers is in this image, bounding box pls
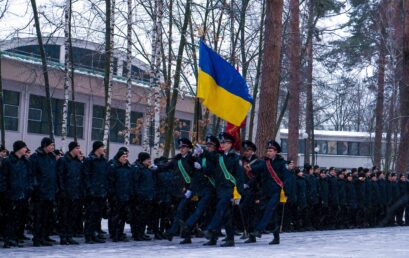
[0,133,408,249]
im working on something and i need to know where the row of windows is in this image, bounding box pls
[6,45,150,82]
[3,90,192,145]
[280,139,377,157]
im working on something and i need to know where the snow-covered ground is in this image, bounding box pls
[3,221,409,258]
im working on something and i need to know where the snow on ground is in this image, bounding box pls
[2,221,409,258]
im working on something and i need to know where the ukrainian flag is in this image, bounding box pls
[197,40,252,126]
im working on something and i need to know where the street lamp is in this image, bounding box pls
[301,132,308,165]
[314,146,320,166]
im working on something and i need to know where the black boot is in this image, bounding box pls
[244,235,256,243]
[240,232,248,239]
[203,238,217,246]
[85,236,95,244]
[220,239,235,247]
[162,232,173,241]
[269,233,280,245]
[179,237,192,244]
[60,237,69,245]
[204,230,215,240]
[250,230,262,238]
[67,237,79,245]
[269,238,280,245]
[154,232,163,240]
[45,236,57,243]
[92,236,106,243]
[40,239,53,246]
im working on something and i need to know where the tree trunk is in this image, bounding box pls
[30,0,54,141]
[69,0,77,142]
[248,0,265,141]
[0,52,5,147]
[61,0,71,152]
[304,0,314,166]
[163,0,192,157]
[374,12,387,169]
[124,0,133,146]
[103,0,115,157]
[287,0,301,164]
[143,0,163,157]
[255,0,283,157]
[396,0,408,173]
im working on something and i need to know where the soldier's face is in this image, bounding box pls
[16,147,27,157]
[95,146,106,157]
[71,146,81,158]
[347,176,353,181]
[206,144,216,152]
[143,158,152,167]
[221,142,232,152]
[179,146,189,155]
[0,150,7,158]
[44,143,55,154]
[118,154,128,165]
[266,148,277,159]
[243,148,254,159]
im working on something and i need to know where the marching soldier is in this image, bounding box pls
[179,135,219,244]
[203,132,244,247]
[162,138,197,241]
[247,140,292,245]
[240,140,260,240]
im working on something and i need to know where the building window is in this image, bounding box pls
[348,142,359,156]
[298,140,305,154]
[92,105,143,144]
[72,47,118,75]
[3,90,20,131]
[173,119,192,146]
[6,45,61,63]
[281,139,288,153]
[359,142,371,156]
[327,141,337,155]
[315,140,328,154]
[109,108,126,143]
[337,141,348,155]
[28,94,84,138]
[91,105,105,141]
[122,62,150,82]
[130,112,143,145]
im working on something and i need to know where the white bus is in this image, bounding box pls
[277,129,386,169]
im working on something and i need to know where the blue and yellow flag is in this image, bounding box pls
[197,40,252,126]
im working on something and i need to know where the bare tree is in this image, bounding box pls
[163,0,192,157]
[30,0,54,140]
[373,0,388,169]
[396,0,409,173]
[143,0,163,157]
[124,0,133,146]
[255,0,284,157]
[61,0,72,151]
[287,0,301,164]
[103,0,116,155]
